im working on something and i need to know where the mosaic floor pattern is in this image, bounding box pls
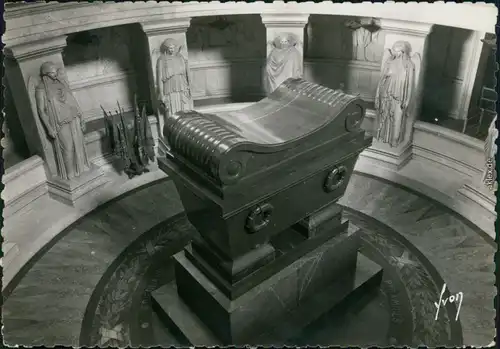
[2,174,496,347]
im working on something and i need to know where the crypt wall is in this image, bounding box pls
[52,15,488,116]
[60,24,152,166]
[304,15,385,103]
[423,26,473,121]
[186,15,267,104]
[1,2,497,292]
[422,25,487,123]
[304,17,489,123]
[3,81,30,169]
[1,12,493,175]
[62,24,148,121]
[1,16,490,173]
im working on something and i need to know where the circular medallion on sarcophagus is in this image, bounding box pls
[345,105,364,132]
[324,166,348,193]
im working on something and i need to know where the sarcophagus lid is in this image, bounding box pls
[162,78,370,209]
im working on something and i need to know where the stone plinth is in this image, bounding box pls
[47,165,107,207]
[153,220,382,345]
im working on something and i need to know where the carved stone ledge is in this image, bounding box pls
[4,36,68,62]
[260,13,310,28]
[140,18,192,36]
[458,183,496,216]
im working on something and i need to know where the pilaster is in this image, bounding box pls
[260,13,310,69]
[457,31,487,122]
[367,19,433,170]
[4,36,107,207]
[4,36,69,176]
[140,18,192,157]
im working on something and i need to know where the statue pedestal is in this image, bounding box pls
[152,216,382,345]
[47,165,107,206]
[363,139,413,171]
[364,19,433,172]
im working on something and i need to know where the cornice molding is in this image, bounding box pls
[4,3,495,47]
[260,13,310,28]
[4,36,68,62]
[379,19,433,37]
[140,18,192,36]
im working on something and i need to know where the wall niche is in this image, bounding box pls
[186,15,266,104]
[421,25,483,124]
[304,15,385,102]
[62,24,149,121]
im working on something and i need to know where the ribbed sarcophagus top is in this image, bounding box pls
[164,78,369,188]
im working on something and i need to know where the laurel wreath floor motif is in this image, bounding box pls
[79,208,463,347]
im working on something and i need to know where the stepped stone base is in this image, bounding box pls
[47,165,107,207]
[152,228,383,345]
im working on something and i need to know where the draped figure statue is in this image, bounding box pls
[483,115,497,191]
[344,18,381,62]
[30,61,90,180]
[264,33,303,94]
[156,38,193,122]
[374,41,421,147]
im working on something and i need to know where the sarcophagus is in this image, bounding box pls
[155,78,379,344]
[160,78,371,259]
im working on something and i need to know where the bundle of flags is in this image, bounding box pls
[101,95,155,179]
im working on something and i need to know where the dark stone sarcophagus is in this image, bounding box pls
[160,78,370,258]
[155,78,379,345]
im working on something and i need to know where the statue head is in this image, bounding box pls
[391,41,412,58]
[344,19,362,30]
[161,38,179,55]
[273,33,298,49]
[40,61,58,80]
[280,36,290,48]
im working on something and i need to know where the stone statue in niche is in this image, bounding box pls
[264,33,303,94]
[374,41,421,147]
[483,115,497,191]
[156,38,193,128]
[29,61,90,180]
[344,18,382,62]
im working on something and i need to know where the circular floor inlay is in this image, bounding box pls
[79,209,463,347]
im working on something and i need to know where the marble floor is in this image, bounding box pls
[2,173,496,347]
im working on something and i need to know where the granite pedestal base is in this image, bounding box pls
[152,228,383,345]
[47,165,107,206]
